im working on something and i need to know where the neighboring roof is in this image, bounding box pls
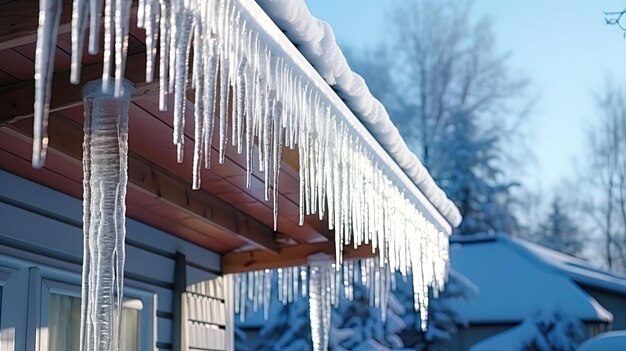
[579,330,626,351]
[449,234,615,323]
[513,237,626,295]
[256,0,462,228]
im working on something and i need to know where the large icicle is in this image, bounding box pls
[308,257,332,351]
[80,79,133,351]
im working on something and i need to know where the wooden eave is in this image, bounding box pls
[0,0,349,272]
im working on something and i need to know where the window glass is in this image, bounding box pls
[118,302,139,351]
[48,294,140,351]
[48,294,80,351]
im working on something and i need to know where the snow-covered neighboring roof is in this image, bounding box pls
[256,0,462,228]
[448,234,616,323]
[578,330,626,351]
[513,237,626,295]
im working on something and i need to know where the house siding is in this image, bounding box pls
[584,286,626,331]
[0,170,223,350]
[445,324,513,350]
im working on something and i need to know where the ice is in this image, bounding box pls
[158,0,171,110]
[309,261,331,351]
[234,256,408,350]
[172,0,194,163]
[88,0,102,54]
[70,0,89,84]
[257,0,461,227]
[80,79,133,351]
[34,0,455,343]
[113,0,132,96]
[32,0,63,169]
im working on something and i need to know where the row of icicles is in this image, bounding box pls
[234,257,396,351]
[33,0,450,350]
[233,256,451,350]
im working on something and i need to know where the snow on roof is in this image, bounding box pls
[448,234,614,323]
[578,330,626,351]
[511,236,626,295]
[256,0,462,227]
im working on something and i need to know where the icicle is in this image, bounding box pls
[70,0,89,84]
[141,0,159,82]
[263,269,272,319]
[32,0,63,168]
[191,3,206,190]
[87,0,102,54]
[172,0,194,162]
[271,98,283,230]
[80,79,133,351]
[217,0,232,164]
[113,0,132,96]
[308,257,332,351]
[158,0,171,110]
[101,0,114,91]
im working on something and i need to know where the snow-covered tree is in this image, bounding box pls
[395,271,477,351]
[349,0,531,235]
[234,327,252,351]
[330,282,406,351]
[254,297,311,351]
[535,197,583,257]
[470,308,584,351]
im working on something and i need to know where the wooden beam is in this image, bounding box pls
[6,114,280,253]
[0,1,140,51]
[222,242,377,274]
[0,0,73,51]
[0,52,156,127]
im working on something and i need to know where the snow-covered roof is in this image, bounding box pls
[256,0,462,228]
[448,234,616,323]
[578,330,626,351]
[513,237,626,295]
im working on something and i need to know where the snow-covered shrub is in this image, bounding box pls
[470,308,584,351]
[329,283,408,351]
[395,270,476,350]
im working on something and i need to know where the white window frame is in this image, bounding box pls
[0,265,28,351]
[26,267,155,351]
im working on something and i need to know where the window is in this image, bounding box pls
[45,292,142,351]
[28,268,154,351]
[0,266,26,351]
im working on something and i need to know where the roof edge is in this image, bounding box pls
[256,0,462,228]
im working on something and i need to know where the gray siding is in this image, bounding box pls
[445,324,513,351]
[584,286,626,331]
[0,170,222,350]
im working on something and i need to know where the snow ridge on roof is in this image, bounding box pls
[256,0,462,227]
[454,233,626,295]
[449,233,614,323]
[509,236,626,295]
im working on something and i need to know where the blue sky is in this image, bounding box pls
[305,0,626,193]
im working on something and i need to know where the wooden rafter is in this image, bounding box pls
[6,115,280,253]
[0,52,155,127]
[0,0,343,261]
[222,242,377,274]
[0,0,73,51]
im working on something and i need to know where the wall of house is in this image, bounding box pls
[443,319,609,351]
[443,324,513,350]
[584,286,626,331]
[0,169,223,351]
